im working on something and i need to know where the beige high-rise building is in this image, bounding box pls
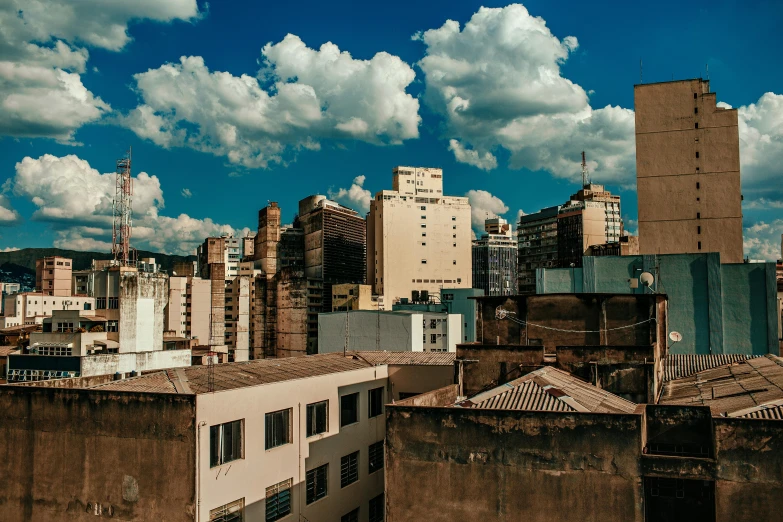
[635,78,743,263]
[36,256,72,296]
[166,275,211,345]
[367,167,472,306]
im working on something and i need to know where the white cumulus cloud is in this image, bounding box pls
[743,220,782,261]
[11,154,243,256]
[466,189,509,233]
[181,188,193,198]
[0,0,199,142]
[0,194,20,225]
[328,175,372,214]
[732,93,783,203]
[416,4,635,183]
[124,34,420,168]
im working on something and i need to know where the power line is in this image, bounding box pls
[496,306,655,333]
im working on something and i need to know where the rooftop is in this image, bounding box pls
[660,354,783,416]
[347,351,455,366]
[663,353,761,382]
[457,366,637,414]
[0,346,19,357]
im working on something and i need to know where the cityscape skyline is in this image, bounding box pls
[0,1,781,260]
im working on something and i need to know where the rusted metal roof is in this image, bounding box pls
[0,345,19,357]
[347,351,456,366]
[660,354,783,416]
[89,353,374,394]
[463,366,637,414]
[663,353,761,381]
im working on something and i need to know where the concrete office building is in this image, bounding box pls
[367,166,472,306]
[472,217,518,296]
[299,195,367,313]
[0,352,455,522]
[318,310,462,353]
[0,282,20,315]
[557,184,622,268]
[518,206,560,294]
[635,79,743,263]
[35,256,73,296]
[165,275,211,345]
[332,284,379,311]
[536,253,779,355]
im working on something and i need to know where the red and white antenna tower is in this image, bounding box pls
[112,148,133,266]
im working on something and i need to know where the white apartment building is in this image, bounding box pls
[9,352,455,521]
[225,275,251,361]
[318,310,462,353]
[1,292,96,328]
[367,167,472,307]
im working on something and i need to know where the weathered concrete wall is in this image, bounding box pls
[713,418,783,522]
[80,349,192,376]
[386,407,643,521]
[457,344,544,396]
[118,270,168,352]
[0,387,196,522]
[276,270,308,357]
[386,366,455,402]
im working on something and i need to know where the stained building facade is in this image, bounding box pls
[472,218,517,296]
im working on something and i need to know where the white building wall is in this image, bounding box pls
[195,366,388,522]
[1,293,96,328]
[79,349,192,377]
[368,167,472,307]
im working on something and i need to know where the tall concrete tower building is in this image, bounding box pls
[472,217,517,296]
[367,166,472,307]
[635,79,743,263]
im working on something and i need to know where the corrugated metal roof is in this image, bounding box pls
[663,354,761,381]
[0,345,19,357]
[463,366,637,414]
[660,354,783,416]
[90,353,373,394]
[347,351,456,366]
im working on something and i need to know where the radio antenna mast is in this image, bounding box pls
[112,148,133,266]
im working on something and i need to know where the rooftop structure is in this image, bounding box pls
[473,217,518,296]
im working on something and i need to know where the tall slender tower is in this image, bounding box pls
[112,148,133,266]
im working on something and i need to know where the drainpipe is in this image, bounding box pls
[196,420,206,521]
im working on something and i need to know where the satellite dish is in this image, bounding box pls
[669,331,682,343]
[639,272,655,287]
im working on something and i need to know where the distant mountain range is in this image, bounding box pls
[0,248,197,289]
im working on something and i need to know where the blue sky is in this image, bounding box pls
[0,0,781,258]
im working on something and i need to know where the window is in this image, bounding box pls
[341,451,359,487]
[697,212,701,219]
[420,223,426,228]
[108,297,118,309]
[210,419,243,467]
[453,260,456,265]
[369,387,383,418]
[421,215,426,219]
[695,122,699,129]
[694,107,698,114]
[306,400,328,437]
[695,151,700,158]
[451,216,456,221]
[431,334,437,344]
[421,232,426,237]
[429,319,437,329]
[83,302,91,310]
[698,241,702,250]
[341,508,359,522]
[421,259,427,264]
[265,479,292,521]
[452,243,456,247]
[694,92,698,99]
[107,321,118,332]
[420,206,426,210]
[369,441,384,473]
[265,409,292,449]
[369,494,384,522]
[210,498,244,522]
[96,297,106,309]
[340,393,359,426]
[56,322,74,333]
[698,226,701,234]
[306,464,328,504]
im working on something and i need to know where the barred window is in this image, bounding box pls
[306,464,328,504]
[265,408,292,449]
[265,479,292,521]
[369,493,384,522]
[96,297,106,309]
[209,498,244,522]
[341,451,359,487]
[341,508,359,522]
[108,297,119,309]
[368,441,384,474]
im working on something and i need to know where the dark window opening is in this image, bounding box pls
[369,387,383,418]
[695,122,699,129]
[265,409,292,449]
[694,107,698,114]
[697,226,701,234]
[644,478,715,522]
[369,440,384,474]
[306,400,328,437]
[697,213,701,219]
[210,419,243,467]
[695,151,700,158]
[341,508,359,522]
[696,182,700,189]
[698,241,702,250]
[369,494,384,522]
[340,393,359,426]
[265,479,292,521]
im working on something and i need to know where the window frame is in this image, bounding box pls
[306,400,329,437]
[305,464,328,505]
[210,419,244,468]
[368,440,384,474]
[265,408,293,450]
[340,393,359,427]
[368,387,384,419]
[369,493,384,522]
[209,498,244,522]
[340,451,359,488]
[265,478,292,522]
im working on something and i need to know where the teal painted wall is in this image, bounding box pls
[536,254,777,355]
[393,288,483,342]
